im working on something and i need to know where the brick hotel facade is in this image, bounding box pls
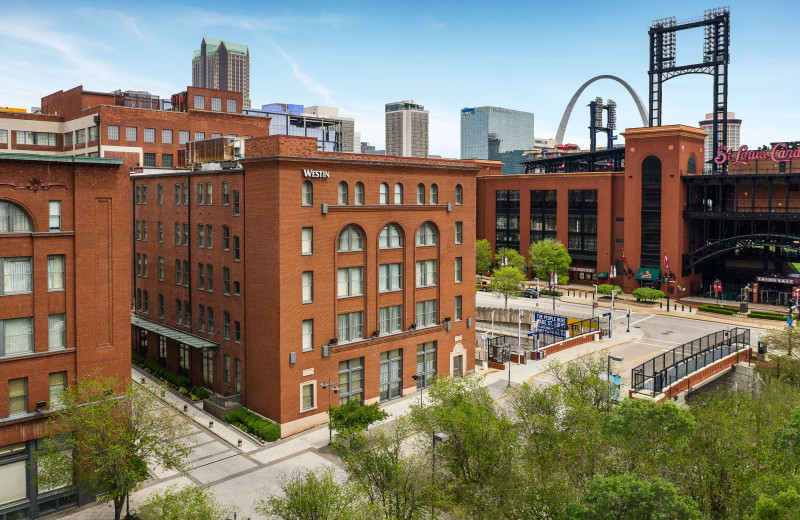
[0,154,131,519]
[131,135,490,435]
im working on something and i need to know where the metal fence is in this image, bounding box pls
[631,327,750,395]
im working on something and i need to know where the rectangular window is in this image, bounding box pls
[126,126,137,142]
[143,153,156,167]
[179,130,189,144]
[174,222,181,245]
[223,311,231,339]
[337,311,363,344]
[159,294,164,318]
[202,351,213,388]
[194,95,205,110]
[158,221,163,243]
[143,128,155,143]
[162,154,173,167]
[198,263,205,290]
[206,224,212,248]
[301,382,315,411]
[16,131,57,145]
[198,224,205,248]
[76,129,86,144]
[9,378,27,415]
[338,358,364,405]
[206,183,213,205]
[49,200,62,231]
[233,236,240,261]
[302,227,312,255]
[49,372,67,407]
[183,260,190,286]
[0,129,6,144]
[379,263,402,292]
[379,305,402,335]
[161,129,173,143]
[158,336,167,366]
[224,354,230,385]
[416,260,437,287]
[380,349,402,402]
[2,317,34,356]
[108,125,119,140]
[211,97,222,111]
[194,131,205,141]
[455,257,463,283]
[416,341,437,389]
[227,99,237,112]
[222,182,230,205]
[46,312,67,351]
[455,295,462,321]
[197,307,205,333]
[455,222,463,244]
[234,321,241,342]
[212,132,222,139]
[141,186,147,204]
[179,344,189,376]
[182,183,189,205]
[176,299,182,325]
[175,260,181,284]
[63,131,73,147]
[416,300,437,328]
[48,255,65,290]
[183,222,189,245]
[206,265,213,292]
[89,125,98,141]
[302,271,313,303]
[234,281,240,296]
[158,185,163,205]
[223,267,230,295]
[337,267,363,298]
[184,301,190,327]
[2,257,33,294]
[142,220,148,241]
[222,226,230,250]
[174,184,181,205]
[302,319,313,351]
[233,190,240,215]
[197,183,204,205]
[207,307,214,333]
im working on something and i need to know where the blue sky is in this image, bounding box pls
[1,0,798,157]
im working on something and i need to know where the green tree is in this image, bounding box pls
[139,485,236,520]
[632,287,665,302]
[597,284,622,297]
[490,266,525,308]
[528,239,571,286]
[256,468,361,520]
[763,327,800,358]
[36,375,192,520]
[329,401,388,441]
[476,239,493,275]
[565,475,701,520]
[495,247,526,271]
[751,487,800,520]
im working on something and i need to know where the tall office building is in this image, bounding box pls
[461,106,535,175]
[385,100,428,158]
[699,112,741,171]
[192,38,251,109]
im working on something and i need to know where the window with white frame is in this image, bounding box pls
[430,183,438,204]
[143,153,156,167]
[211,97,222,111]
[49,200,62,231]
[379,305,402,335]
[416,341,437,389]
[8,378,27,415]
[300,382,315,411]
[379,183,389,205]
[222,182,229,205]
[338,225,364,252]
[337,311,363,344]
[143,128,155,143]
[416,223,437,246]
[455,295,462,321]
[194,95,205,109]
[394,183,403,204]
[302,227,312,255]
[338,358,364,405]
[416,260,437,287]
[227,99,237,112]
[302,319,313,351]
[125,126,137,141]
[179,130,189,144]
[48,314,66,350]
[380,349,402,402]
[455,222,463,244]
[63,131,73,147]
[206,224,213,248]
[379,263,402,292]
[89,125,97,142]
[212,133,222,139]
[1,317,34,356]
[0,129,7,144]
[206,183,212,205]
[338,181,348,204]
[354,182,364,205]
[0,201,32,232]
[49,371,67,407]
[197,183,204,205]
[48,255,65,290]
[302,180,313,206]
[455,184,463,205]
[1,257,32,294]
[76,129,86,144]
[379,224,402,249]
[302,271,313,303]
[162,129,173,143]
[417,183,425,204]
[455,257,463,283]
[416,300,437,328]
[108,125,119,140]
[195,131,205,141]
[223,311,231,339]
[337,267,363,298]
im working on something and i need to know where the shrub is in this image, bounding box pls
[748,311,789,321]
[597,284,623,297]
[190,387,210,400]
[539,289,563,297]
[698,304,737,315]
[131,351,190,391]
[632,287,665,302]
[328,401,388,436]
[226,407,280,442]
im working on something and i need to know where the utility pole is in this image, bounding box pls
[320,378,339,442]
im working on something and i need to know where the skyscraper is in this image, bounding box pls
[460,106,535,175]
[192,37,251,108]
[385,100,428,158]
[699,112,742,171]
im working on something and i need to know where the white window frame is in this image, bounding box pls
[416,260,437,288]
[379,305,402,335]
[302,227,313,255]
[302,319,314,352]
[416,300,437,328]
[337,267,363,298]
[302,271,313,303]
[300,380,317,412]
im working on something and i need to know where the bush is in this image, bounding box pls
[748,311,789,321]
[632,287,665,302]
[328,401,388,436]
[226,407,280,442]
[539,289,563,297]
[190,387,210,400]
[597,284,623,297]
[131,351,190,391]
[698,304,737,315]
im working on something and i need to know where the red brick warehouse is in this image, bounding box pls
[131,134,495,436]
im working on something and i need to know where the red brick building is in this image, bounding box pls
[0,153,131,519]
[477,126,707,297]
[131,135,491,436]
[0,85,270,167]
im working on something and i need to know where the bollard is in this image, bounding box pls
[681,304,684,311]
[209,420,214,428]
[238,438,242,448]
[183,404,188,413]
[674,303,677,311]
[660,302,663,309]
[141,377,145,384]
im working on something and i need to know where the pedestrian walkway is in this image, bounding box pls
[681,295,791,314]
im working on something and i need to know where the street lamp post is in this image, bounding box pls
[626,308,631,333]
[534,278,540,308]
[610,289,619,338]
[592,284,598,318]
[320,379,339,442]
[432,432,450,519]
[411,375,424,406]
[607,355,623,409]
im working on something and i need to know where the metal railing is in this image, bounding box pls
[631,327,750,395]
[208,392,242,407]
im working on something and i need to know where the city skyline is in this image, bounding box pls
[0,0,798,158]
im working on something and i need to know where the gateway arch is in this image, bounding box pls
[555,75,648,145]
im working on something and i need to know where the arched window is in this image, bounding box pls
[455,184,463,205]
[687,155,697,174]
[379,224,403,249]
[379,183,389,205]
[394,183,403,204]
[301,181,313,206]
[430,184,438,204]
[338,181,349,205]
[0,201,32,233]
[338,225,364,252]
[355,182,365,205]
[417,184,425,204]
[416,223,437,246]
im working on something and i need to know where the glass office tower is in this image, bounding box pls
[460,107,534,174]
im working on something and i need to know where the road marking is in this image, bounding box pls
[629,315,656,326]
